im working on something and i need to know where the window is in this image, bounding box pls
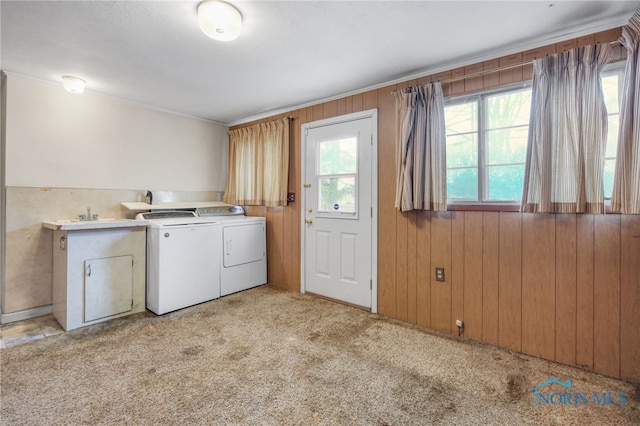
[601,67,623,199]
[445,86,531,203]
[444,65,623,205]
[317,137,357,215]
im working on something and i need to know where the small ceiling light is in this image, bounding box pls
[198,0,242,41]
[62,76,85,94]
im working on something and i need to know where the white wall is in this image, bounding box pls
[5,74,227,191]
[1,73,229,318]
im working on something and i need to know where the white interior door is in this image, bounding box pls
[302,110,377,310]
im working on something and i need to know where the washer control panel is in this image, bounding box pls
[196,205,245,217]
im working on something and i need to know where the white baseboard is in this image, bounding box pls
[1,305,52,324]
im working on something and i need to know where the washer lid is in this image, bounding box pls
[136,210,196,220]
[135,210,219,227]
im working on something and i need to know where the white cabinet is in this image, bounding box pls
[51,227,146,330]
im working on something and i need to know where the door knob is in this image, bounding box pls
[305,219,313,224]
[307,208,313,213]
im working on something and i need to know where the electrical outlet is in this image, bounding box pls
[435,267,445,282]
[287,192,295,202]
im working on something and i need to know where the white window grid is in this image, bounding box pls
[445,83,531,204]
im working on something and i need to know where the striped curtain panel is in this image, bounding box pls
[394,82,447,212]
[521,44,612,214]
[223,117,289,207]
[611,8,640,214]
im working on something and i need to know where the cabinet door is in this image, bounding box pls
[84,255,133,322]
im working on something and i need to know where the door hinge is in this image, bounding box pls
[371,207,373,217]
[304,128,309,136]
[371,134,373,145]
[370,279,372,289]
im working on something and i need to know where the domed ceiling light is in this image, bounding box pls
[62,76,85,94]
[198,1,242,41]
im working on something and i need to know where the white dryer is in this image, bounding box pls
[197,206,267,296]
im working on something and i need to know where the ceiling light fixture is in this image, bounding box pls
[197,0,242,41]
[62,76,85,94]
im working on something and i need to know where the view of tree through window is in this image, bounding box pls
[317,137,357,213]
[444,101,479,200]
[485,89,531,200]
[602,72,621,199]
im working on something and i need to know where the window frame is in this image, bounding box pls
[601,62,625,202]
[443,61,625,212]
[444,82,532,210]
[315,136,359,218]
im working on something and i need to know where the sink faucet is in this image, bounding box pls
[79,206,99,221]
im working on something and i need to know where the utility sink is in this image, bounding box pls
[42,218,148,231]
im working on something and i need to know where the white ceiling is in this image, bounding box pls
[2,1,639,125]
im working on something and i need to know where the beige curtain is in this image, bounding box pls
[394,82,447,212]
[223,117,289,207]
[611,8,640,214]
[521,44,612,213]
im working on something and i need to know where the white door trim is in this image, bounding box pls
[300,109,378,313]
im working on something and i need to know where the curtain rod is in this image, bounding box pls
[391,39,621,93]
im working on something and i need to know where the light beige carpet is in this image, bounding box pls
[1,285,638,425]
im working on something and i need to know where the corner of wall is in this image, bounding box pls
[1,71,8,317]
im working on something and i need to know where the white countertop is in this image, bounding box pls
[42,218,148,231]
[121,201,231,211]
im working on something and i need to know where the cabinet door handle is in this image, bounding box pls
[86,264,92,277]
[59,236,66,250]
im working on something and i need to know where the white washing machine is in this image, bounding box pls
[197,206,267,296]
[136,211,221,315]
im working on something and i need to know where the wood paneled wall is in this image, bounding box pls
[233,28,640,382]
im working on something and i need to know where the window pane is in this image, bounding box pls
[606,114,619,158]
[603,159,616,199]
[445,101,477,134]
[446,133,478,168]
[447,168,478,200]
[486,127,528,165]
[486,165,525,201]
[319,138,357,175]
[318,177,356,213]
[602,75,619,114]
[486,89,531,128]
